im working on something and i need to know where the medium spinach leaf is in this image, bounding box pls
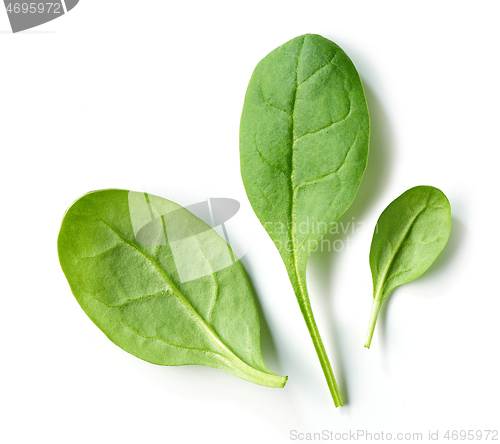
[240,34,370,405]
[365,185,452,348]
[58,190,287,388]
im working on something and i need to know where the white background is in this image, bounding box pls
[1,1,499,443]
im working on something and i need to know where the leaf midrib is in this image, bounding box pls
[95,215,259,372]
[288,37,355,271]
[291,36,307,278]
[374,205,429,301]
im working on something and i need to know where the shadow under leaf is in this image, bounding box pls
[239,256,284,375]
[307,79,394,404]
[376,216,464,351]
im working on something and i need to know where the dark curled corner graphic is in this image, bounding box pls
[3,0,79,33]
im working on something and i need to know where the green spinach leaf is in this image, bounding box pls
[58,190,287,388]
[240,34,370,405]
[365,185,452,348]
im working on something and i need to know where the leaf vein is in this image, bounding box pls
[297,51,339,86]
[402,236,441,246]
[121,319,229,359]
[252,182,291,232]
[74,243,121,259]
[253,134,287,176]
[259,84,292,117]
[383,258,426,287]
[192,232,220,323]
[293,102,352,144]
[293,133,359,253]
[293,132,358,191]
[290,35,307,271]
[88,290,167,308]
[375,207,428,299]
[94,216,239,355]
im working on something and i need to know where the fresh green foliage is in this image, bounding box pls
[365,186,452,348]
[58,190,287,388]
[240,34,370,406]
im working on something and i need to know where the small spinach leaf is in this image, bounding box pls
[58,190,287,388]
[365,185,452,348]
[240,34,370,405]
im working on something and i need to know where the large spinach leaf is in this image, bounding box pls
[58,190,287,388]
[365,185,452,348]
[240,34,370,405]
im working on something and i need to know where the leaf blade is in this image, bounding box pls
[240,34,370,404]
[370,186,452,301]
[58,190,286,387]
[365,185,452,348]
